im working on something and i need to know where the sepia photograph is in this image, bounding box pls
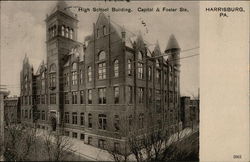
[0,1,200,161]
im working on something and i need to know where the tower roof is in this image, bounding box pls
[49,0,76,19]
[165,34,180,51]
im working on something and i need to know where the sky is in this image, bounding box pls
[0,1,199,97]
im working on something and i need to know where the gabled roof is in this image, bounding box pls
[165,34,180,51]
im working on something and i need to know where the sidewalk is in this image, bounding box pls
[36,127,196,161]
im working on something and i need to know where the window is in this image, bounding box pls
[80,90,84,104]
[156,90,161,112]
[139,113,144,129]
[88,137,92,145]
[98,114,107,130]
[80,113,84,126]
[156,60,160,67]
[98,88,106,104]
[66,73,70,86]
[138,87,144,104]
[50,93,56,104]
[114,59,119,77]
[87,66,92,82]
[61,25,65,36]
[156,69,161,83]
[65,112,69,123]
[72,112,77,125]
[103,26,107,35]
[114,115,120,131]
[72,132,77,138]
[138,62,143,79]
[164,71,168,85]
[114,143,120,152]
[41,95,45,104]
[64,92,69,104]
[128,59,132,76]
[169,91,173,103]
[148,66,152,81]
[165,90,168,103]
[25,110,28,118]
[41,79,45,89]
[64,131,69,136]
[69,29,73,39]
[98,139,106,149]
[37,110,40,120]
[29,110,31,119]
[37,95,40,104]
[114,87,119,104]
[42,111,45,120]
[98,51,106,60]
[65,27,69,38]
[98,62,106,79]
[88,89,92,104]
[88,114,92,128]
[128,86,133,104]
[29,96,32,105]
[80,134,85,140]
[79,70,83,85]
[72,91,78,104]
[72,63,78,85]
[49,64,56,88]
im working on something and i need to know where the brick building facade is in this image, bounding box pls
[20,1,182,150]
[4,97,21,125]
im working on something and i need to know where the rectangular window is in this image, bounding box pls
[98,88,106,104]
[114,142,120,152]
[98,62,106,79]
[88,137,92,145]
[25,110,28,118]
[64,112,69,123]
[72,132,78,138]
[79,70,83,85]
[80,90,84,104]
[149,88,152,103]
[128,86,132,104]
[138,87,144,104]
[138,63,143,79]
[72,112,77,125]
[80,134,85,140]
[37,110,40,120]
[50,93,56,104]
[72,91,78,104]
[98,139,106,149]
[88,89,92,104]
[42,111,45,120]
[148,66,152,81]
[37,95,40,104]
[80,113,84,126]
[88,114,92,128]
[114,115,120,132]
[98,114,107,130]
[156,90,161,112]
[165,71,168,85]
[64,92,69,104]
[49,73,56,88]
[156,69,161,83]
[165,90,168,103]
[72,71,78,85]
[41,95,45,104]
[114,87,119,104]
[64,131,70,136]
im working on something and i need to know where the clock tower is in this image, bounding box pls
[45,1,79,130]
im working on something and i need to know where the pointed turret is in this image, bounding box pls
[165,34,181,68]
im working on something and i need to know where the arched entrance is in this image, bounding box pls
[50,117,57,131]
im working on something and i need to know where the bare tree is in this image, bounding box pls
[3,124,37,161]
[42,130,74,161]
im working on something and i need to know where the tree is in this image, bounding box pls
[3,124,37,161]
[42,130,74,161]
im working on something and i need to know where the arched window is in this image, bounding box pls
[87,66,92,82]
[138,51,143,60]
[114,59,119,77]
[49,64,56,73]
[156,59,160,67]
[71,62,78,85]
[128,59,132,76]
[98,51,106,60]
[61,25,65,36]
